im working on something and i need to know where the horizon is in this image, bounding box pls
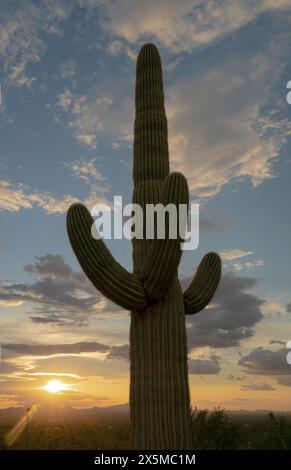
[1,0,291,416]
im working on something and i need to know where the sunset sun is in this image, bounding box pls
[42,380,68,394]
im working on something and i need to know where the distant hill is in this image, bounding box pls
[0,403,130,424]
[1,405,290,425]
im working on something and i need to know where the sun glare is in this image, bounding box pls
[42,379,68,394]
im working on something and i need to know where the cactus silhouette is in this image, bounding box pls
[67,43,221,449]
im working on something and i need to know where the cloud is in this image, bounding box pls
[54,7,291,201]
[231,260,265,272]
[0,179,39,211]
[0,254,105,325]
[276,376,291,387]
[106,39,136,61]
[57,89,73,110]
[65,157,109,190]
[76,134,98,148]
[188,354,221,375]
[58,60,77,80]
[3,0,288,91]
[100,0,291,53]
[240,382,275,391]
[107,344,129,361]
[239,347,291,376]
[0,178,76,213]
[0,0,72,87]
[219,250,264,272]
[226,375,245,381]
[220,249,253,261]
[24,254,74,279]
[186,273,264,349]
[199,218,230,233]
[0,362,23,376]
[25,354,129,380]
[14,3,284,205]
[0,157,110,213]
[56,86,132,148]
[269,340,286,346]
[167,41,291,200]
[3,341,110,357]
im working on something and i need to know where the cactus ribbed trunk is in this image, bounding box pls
[130,44,192,449]
[66,42,221,452]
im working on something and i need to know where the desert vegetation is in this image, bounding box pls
[1,409,290,450]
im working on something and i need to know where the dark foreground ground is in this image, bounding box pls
[1,408,291,450]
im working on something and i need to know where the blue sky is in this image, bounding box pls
[1,0,291,410]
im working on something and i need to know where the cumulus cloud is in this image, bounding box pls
[186,273,264,349]
[24,254,74,279]
[188,354,221,375]
[0,254,106,325]
[239,347,291,376]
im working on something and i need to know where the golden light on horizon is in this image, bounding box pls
[42,379,69,394]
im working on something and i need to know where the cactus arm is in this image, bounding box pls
[140,171,189,300]
[67,202,147,311]
[183,252,221,315]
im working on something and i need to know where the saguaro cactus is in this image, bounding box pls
[67,43,221,449]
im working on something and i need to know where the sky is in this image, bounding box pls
[0,0,291,412]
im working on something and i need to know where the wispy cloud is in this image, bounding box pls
[232,260,265,272]
[57,60,77,80]
[240,382,275,391]
[220,249,264,272]
[167,46,291,199]
[220,249,254,261]
[0,0,72,87]
[0,157,110,213]
[100,0,291,53]
[56,86,132,149]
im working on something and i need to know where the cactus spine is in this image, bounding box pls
[67,43,221,449]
